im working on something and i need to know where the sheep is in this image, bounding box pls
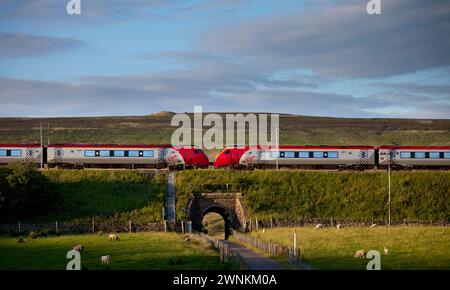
[354,249,366,258]
[262,228,266,233]
[184,236,191,242]
[101,255,110,265]
[370,223,377,228]
[108,233,120,241]
[315,223,323,230]
[73,244,84,253]
[336,224,341,230]
[384,247,389,256]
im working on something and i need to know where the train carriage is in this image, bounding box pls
[0,144,43,165]
[214,145,376,169]
[378,146,450,169]
[46,144,203,169]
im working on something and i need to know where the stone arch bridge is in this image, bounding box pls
[185,192,248,240]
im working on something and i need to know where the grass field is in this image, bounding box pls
[175,170,449,222]
[1,113,449,161]
[0,232,235,270]
[247,226,450,270]
[32,170,167,224]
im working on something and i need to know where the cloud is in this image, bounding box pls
[2,72,448,118]
[0,33,85,57]
[202,0,450,78]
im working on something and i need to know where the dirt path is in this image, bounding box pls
[222,240,285,270]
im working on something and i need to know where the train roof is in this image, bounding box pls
[220,145,376,150]
[0,143,41,148]
[378,145,450,150]
[47,143,173,148]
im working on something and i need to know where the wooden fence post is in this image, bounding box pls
[129,220,132,233]
[256,217,258,232]
[18,221,21,233]
[293,229,297,255]
[164,220,167,233]
[55,221,58,234]
[181,221,184,233]
[92,220,95,233]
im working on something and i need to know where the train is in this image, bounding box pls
[213,145,450,169]
[0,143,209,169]
[1,143,449,170]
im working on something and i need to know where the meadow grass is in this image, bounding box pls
[0,232,235,270]
[247,226,450,270]
[32,170,167,223]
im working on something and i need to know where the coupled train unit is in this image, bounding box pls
[0,143,449,170]
[0,143,209,169]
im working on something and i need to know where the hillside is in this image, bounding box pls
[0,113,449,160]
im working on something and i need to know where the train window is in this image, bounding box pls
[444,152,450,159]
[143,150,154,157]
[410,152,415,158]
[429,152,440,159]
[84,150,95,157]
[439,152,444,159]
[114,150,125,157]
[284,151,295,158]
[323,152,328,158]
[270,151,279,158]
[194,149,200,154]
[313,151,323,158]
[299,151,309,158]
[99,150,110,157]
[294,152,299,158]
[280,151,285,158]
[139,151,144,157]
[328,151,338,158]
[415,152,425,159]
[224,150,230,154]
[400,152,411,159]
[0,150,6,156]
[128,150,139,157]
[11,150,22,157]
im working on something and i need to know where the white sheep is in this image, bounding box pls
[354,249,366,258]
[370,223,377,228]
[73,244,84,253]
[262,228,266,233]
[384,247,389,256]
[336,224,341,230]
[315,223,323,230]
[108,233,120,241]
[101,255,110,265]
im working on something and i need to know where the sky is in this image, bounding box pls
[0,0,449,118]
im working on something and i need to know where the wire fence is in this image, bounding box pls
[234,231,302,269]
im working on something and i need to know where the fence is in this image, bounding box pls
[246,217,447,230]
[0,221,167,235]
[193,232,247,270]
[234,231,302,269]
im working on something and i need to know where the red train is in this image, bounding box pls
[1,143,449,170]
[214,145,450,169]
[0,144,209,169]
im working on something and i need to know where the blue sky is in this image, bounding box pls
[0,0,449,118]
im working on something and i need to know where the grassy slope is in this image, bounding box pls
[247,226,450,270]
[34,170,167,223]
[0,232,235,270]
[1,113,449,160]
[175,170,449,222]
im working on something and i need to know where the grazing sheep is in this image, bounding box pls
[101,255,110,265]
[315,223,323,230]
[73,244,84,253]
[354,249,366,258]
[108,233,120,241]
[384,247,389,256]
[336,224,341,230]
[370,223,377,228]
[262,228,266,233]
[184,236,191,242]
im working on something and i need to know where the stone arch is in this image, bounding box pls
[186,193,248,240]
[201,206,231,239]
